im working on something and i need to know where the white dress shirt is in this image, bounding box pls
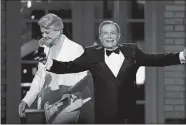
[104,49,124,77]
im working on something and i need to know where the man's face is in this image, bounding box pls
[99,24,120,50]
[40,27,60,46]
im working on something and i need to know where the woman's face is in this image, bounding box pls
[40,26,60,46]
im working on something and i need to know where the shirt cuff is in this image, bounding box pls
[179,52,186,64]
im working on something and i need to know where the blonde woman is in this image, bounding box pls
[18,13,91,123]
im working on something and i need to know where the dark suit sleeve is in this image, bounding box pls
[49,49,89,74]
[135,46,181,67]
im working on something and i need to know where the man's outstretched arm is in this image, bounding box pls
[47,50,90,74]
[136,46,186,67]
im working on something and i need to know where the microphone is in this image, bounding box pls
[33,46,46,60]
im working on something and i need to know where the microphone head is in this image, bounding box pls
[33,46,46,59]
[37,47,44,54]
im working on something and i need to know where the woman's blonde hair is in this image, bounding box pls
[38,13,64,31]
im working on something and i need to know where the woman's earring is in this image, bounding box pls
[57,32,61,39]
[58,30,63,39]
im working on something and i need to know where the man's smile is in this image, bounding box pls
[105,40,114,43]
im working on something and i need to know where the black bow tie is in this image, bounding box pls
[106,48,120,56]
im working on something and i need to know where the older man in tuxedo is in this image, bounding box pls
[45,20,186,124]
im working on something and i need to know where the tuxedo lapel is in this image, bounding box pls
[95,47,121,85]
[98,61,121,86]
[117,45,136,82]
[94,45,135,85]
[116,56,135,82]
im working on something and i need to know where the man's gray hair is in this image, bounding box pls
[99,20,120,35]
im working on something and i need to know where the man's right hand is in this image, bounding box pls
[18,101,28,118]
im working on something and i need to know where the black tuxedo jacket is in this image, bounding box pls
[49,43,181,124]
